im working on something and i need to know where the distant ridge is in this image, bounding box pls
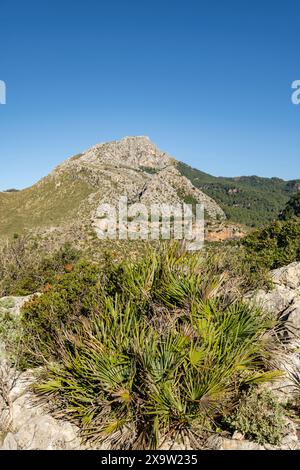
[178,162,300,227]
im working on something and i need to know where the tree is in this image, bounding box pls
[280,192,300,220]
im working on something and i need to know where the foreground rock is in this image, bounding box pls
[0,295,36,319]
[254,262,300,339]
[0,363,87,450]
[250,262,300,403]
[0,295,86,450]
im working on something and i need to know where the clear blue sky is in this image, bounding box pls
[0,0,300,190]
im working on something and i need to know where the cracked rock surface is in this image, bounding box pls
[250,262,300,403]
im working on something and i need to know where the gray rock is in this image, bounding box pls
[272,263,300,290]
[0,363,87,450]
[0,295,37,319]
[251,262,300,341]
[206,435,265,451]
[249,263,300,402]
[0,294,40,361]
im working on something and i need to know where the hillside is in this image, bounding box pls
[1,137,298,244]
[0,137,225,241]
[178,162,300,227]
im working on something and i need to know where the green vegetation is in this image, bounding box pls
[242,219,300,271]
[20,261,105,365]
[0,173,95,237]
[0,298,22,361]
[15,243,280,449]
[225,389,285,445]
[0,297,15,309]
[233,191,300,271]
[139,166,159,174]
[178,162,300,227]
[280,192,300,220]
[0,237,81,296]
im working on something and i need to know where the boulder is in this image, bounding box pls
[253,262,300,338]
[0,363,86,450]
[249,262,300,402]
[0,295,38,319]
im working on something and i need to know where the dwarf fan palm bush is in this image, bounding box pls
[29,243,281,449]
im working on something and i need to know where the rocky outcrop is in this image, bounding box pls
[254,262,300,339]
[59,136,226,220]
[0,364,86,450]
[0,295,37,319]
[205,222,247,242]
[250,262,300,403]
[251,262,300,350]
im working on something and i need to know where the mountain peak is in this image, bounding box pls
[120,135,151,142]
[63,136,172,171]
[0,137,226,241]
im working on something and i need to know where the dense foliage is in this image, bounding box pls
[225,389,285,445]
[280,192,300,220]
[17,243,281,449]
[178,162,300,227]
[0,237,81,296]
[242,219,300,271]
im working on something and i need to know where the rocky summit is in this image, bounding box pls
[0,137,225,242]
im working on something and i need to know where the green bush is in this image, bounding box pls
[225,389,285,445]
[20,261,106,366]
[177,162,296,227]
[20,242,269,366]
[0,238,81,296]
[204,242,270,292]
[21,243,281,449]
[242,219,300,271]
[280,192,300,220]
[0,298,22,361]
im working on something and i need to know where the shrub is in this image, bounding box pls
[204,242,270,292]
[0,298,22,362]
[0,238,81,296]
[242,219,300,271]
[20,261,106,366]
[24,243,281,449]
[20,242,263,366]
[225,388,285,445]
[280,192,300,220]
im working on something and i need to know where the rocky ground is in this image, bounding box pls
[0,262,300,450]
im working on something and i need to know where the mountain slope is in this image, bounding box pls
[178,162,300,227]
[0,137,225,240]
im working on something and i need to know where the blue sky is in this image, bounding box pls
[0,0,300,190]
